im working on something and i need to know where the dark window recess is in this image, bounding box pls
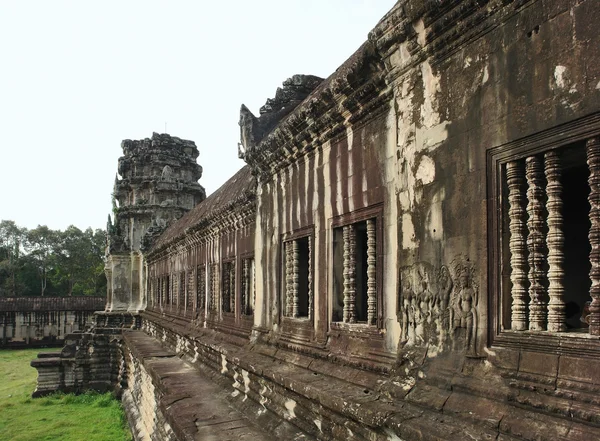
[499,139,599,334]
[283,235,312,319]
[332,218,377,324]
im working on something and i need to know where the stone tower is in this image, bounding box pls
[105,133,205,312]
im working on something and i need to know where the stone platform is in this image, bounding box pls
[122,330,309,441]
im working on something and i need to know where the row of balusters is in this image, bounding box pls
[506,136,600,335]
[148,259,254,316]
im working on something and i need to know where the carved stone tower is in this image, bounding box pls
[105,133,205,311]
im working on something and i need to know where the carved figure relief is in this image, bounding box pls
[399,257,478,356]
[161,165,174,182]
[450,259,478,356]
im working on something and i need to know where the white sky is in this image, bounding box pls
[0,0,395,231]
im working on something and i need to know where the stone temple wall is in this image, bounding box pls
[0,296,104,347]
[32,1,600,440]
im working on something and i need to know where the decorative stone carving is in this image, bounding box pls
[587,137,600,336]
[292,241,300,318]
[367,219,377,325]
[222,263,231,313]
[399,257,478,355]
[526,156,548,331]
[343,225,357,323]
[229,262,236,314]
[161,165,174,182]
[239,75,324,158]
[450,258,478,356]
[285,242,293,317]
[507,160,529,331]
[197,265,206,312]
[544,151,566,332]
[242,259,249,315]
[307,237,313,321]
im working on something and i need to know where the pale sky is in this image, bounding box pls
[0,0,396,231]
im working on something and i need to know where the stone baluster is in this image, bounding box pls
[308,236,313,321]
[292,240,300,318]
[222,264,230,312]
[526,155,548,331]
[545,151,566,332]
[366,219,377,325]
[252,259,256,314]
[285,242,293,317]
[343,225,356,323]
[230,262,236,314]
[242,259,249,315]
[189,271,194,310]
[200,265,205,310]
[210,265,216,311]
[587,137,600,335]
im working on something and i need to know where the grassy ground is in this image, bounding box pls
[0,349,132,441]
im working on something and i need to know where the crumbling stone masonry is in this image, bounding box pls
[33,1,600,440]
[106,133,205,312]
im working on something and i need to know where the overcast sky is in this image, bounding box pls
[0,0,395,232]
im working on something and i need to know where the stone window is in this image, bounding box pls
[222,260,235,314]
[179,272,186,308]
[490,126,600,338]
[332,215,379,325]
[241,257,255,316]
[158,277,163,305]
[196,264,206,311]
[186,270,194,310]
[208,264,219,311]
[161,276,167,306]
[282,235,312,319]
[166,275,172,305]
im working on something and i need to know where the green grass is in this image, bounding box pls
[0,349,132,441]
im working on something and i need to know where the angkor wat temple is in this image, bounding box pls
[32,1,600,439]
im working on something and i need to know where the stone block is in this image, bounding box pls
[519,351,558,377]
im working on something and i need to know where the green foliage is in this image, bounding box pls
[0,220,107,297]
[0,349,132,441]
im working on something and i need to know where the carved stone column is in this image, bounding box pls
[188,270,194,311]
[366,219,377,325]
[242,259,249,315]
[285,242,293,317]
[222,263,230,312]
[526,155,548,331]
[292,240,300,318]
[229,262,236,314]
[545,151,566,332]
[343,225,356,323]
[308,236,313,321]
[210,264,218,311]
[197,265,205,311]
[507,161,529,330]
[587,137,600,335]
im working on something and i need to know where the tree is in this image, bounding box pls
[25,225,59,296]
[0,220,26,296]
[53,226,107,296]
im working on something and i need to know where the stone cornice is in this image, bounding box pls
[243,43,391,182]
[243,0,537,183]
[146,190,256,263]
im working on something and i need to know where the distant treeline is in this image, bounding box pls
[0,220,107,297]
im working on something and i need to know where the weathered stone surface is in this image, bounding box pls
[106,133,205,312]
[238,74,323,157]
[0,296,104,348]
[32,1,600,440]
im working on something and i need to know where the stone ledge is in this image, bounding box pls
[122,330,305,441]
[141,317,515,441]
